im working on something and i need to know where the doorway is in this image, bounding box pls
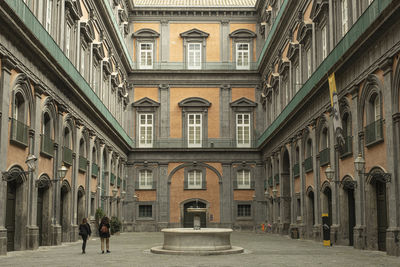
[376,181,387,251]
[346,187,356,246]
[6,180,17,251]
[183,201,206,228]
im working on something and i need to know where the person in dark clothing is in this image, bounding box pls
[98,216,111,254]
[79,218,92,254]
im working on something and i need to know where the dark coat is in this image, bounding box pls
[79,223,92,237]
[98,222,111,238]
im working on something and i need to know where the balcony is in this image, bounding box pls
[92,163,99,177]
[340,136,353,158]
[274,174,280,185]
[365,119,383,146]
[110,173,116,185]
[40,134,54,157]
[137,138,256,149]
[304,157,313,173]
[319,148,330,167]
[268,176,273,187]
[293,163,300,177]
[117,177,121,188]
[132,61,258,71]
[63,146,73,166]
[78,156,87,172]
[10,118,29,146]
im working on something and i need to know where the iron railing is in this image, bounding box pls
[304,157,313,173]
[63,146,73,166]
[340,136,353,157]
[365,119,383,145]
[79,156,87,172]
[293,163,300,177]
[40,134,54,157]
[132,61,258,71]
[92,163,99,177]
[10,118,29,146]
[319,148,330,166]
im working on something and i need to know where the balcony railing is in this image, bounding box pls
[132,61,258,71]
[79,156,87,172]
[304,157,313,173]
[293,163,300,177]
[365,119,383,146]
[319,148,330,167]
[10,118,29,146]
[40,134,54,157]
[137,138,256,149]
[92,163,99,177]
[63,146,73,166]
[117,177,121,188]
[268,176,273,187]
[340,136,353,157]
[274,174,280,185]
[110,173,116,185]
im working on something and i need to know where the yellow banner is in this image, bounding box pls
[328,73,337,107]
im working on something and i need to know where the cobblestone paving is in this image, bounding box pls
[1,232,399,267]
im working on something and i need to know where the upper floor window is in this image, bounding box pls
[236,114,250,147]
[188,113,202,147]
[321,25,328,60]
[188,170,202,189]
[295,64,301,92]
[341,0,349,36]
[139,170,153,189]
[306,48,312,79]
[139,114,153,148]
[139,43,153,69]
[66,24,71,58]
[46,0,53,32]
[80,46,85,75]
[237,169,251,189]
[236,43,250,69]
[188,43,201,70]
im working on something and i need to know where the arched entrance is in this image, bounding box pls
[322,183,332,227]
[36,176,51,246]
[183,200,207,228]
[281,149,291,234]
[341,178,356,246]
[306,187,315,239]
[77,186,85,225]
[60,181,71,242]
[376,180,387,251]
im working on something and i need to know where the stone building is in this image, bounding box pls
[0,0,400,258]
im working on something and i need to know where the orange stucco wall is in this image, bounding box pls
[339,156,355,181]
[294,178,300,193]
[80,1,89,20]
[169,23,220,62]
[134,87,158,102]
[38,156,53,178]
[169,87,220,138]
[91,177,98,192]
[233,190,254,201]
[137,190,157,202]
[365,140,387,172]
[229,23,256,61]
[77,172,86,188]
[304,1,313,22]
[132,23,160,62]
[305,172,314,187]
[169,165,220,223]
[231,87,255,102]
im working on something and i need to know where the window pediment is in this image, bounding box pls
[178,97,211,108]
[287,42,299,61]
[111,72,120,88]
[93,42,105,62]
[132,28,160,39]
[180,28,209,39]
[229,29,256,39]
[65,0,82,21]
[133,97,160,107]
[310,0,329,23]
[297,23,312,44]
[103,60,112,75]
[278,60,290,75]
[270,74,279,89]
[80,20,95,43]
[230,97,257,108]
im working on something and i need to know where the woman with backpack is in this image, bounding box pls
[98,216,111,254]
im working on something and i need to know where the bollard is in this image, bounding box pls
[322,213,330,246]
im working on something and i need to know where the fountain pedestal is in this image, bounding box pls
[187,207,207,230]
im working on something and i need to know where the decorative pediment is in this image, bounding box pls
[93,42,105,62]
[229,29,257,39]
[111,72,120,88]
[287,42,299,60]
[297,22,312,44]
[118,9,128,23]
[310,0,329,23]
[230,97,257,108]
[178,97,211,107]
[103,60,112,75]
[65,0,82,21]
[132,28,160,39]
[80,20,95,43]
[270,74,280,89]
[133,97,160,107]
[180,28,209,39]
[278,60,290,75]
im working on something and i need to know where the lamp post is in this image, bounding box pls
[325,165,335,183]
[354,153,365,173]
[58,165,68,181]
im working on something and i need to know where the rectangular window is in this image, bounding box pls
[321,25,327,60]
[46,0,52,32]
[307,48,312,79]
[188,43,201,69]
[139,43,153,69]
[65,24,71,58]
[188,170,202,189]
[188,113,202,147]
[284,79,289,106]
[236,114,250,147]
[80,46,85,75]
[341,0,349,35]
[237,169,251,189]
[93,66,98,93]
[139,170,153,189]
[237,204,251,217]
[236,43,250,69]
[139,114,153,147]
[295,65,300,92]
[139,205,152,218]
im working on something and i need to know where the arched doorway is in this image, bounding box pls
[376,180,387,251]
[322,184,332,227]
[281,149,291,234]
[341,178,356,246]
[60,181,71,242]
[77,186,85,225]
[306,187,315,239]
[36,176,51,246]
[183,200,207,228]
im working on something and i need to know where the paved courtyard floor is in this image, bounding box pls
[1,232,399,267]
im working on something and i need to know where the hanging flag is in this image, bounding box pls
[328,73,345,149]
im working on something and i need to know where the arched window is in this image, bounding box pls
[40,112,54,156]
[320,127,329,150]
[365,92,383,145]
[63,127,73,166]
[14,92,26,122]
[78,138,87,172]
[319,127,330,166]
[92,147,97,164]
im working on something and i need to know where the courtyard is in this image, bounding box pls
[1,231,399,267]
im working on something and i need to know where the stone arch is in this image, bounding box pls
[41,96,58,140]
[358,74,383,130]
[279,146,291,234]
[36,173,52,246]
[62,114,75,150]
[316,114,330,151]
[180,198,210,228]
[168,162,222,184]
[339,174,356,246]
[321,180,332,226]
[60,180,71,242]
[392,57,400,112]
[11,73,35,128]
[305,185,315,238]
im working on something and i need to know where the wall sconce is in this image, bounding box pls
[2,154,37,181]
[354,153,391,183]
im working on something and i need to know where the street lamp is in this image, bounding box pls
[324,165,335,183]
[264,189,270,198]
[354,153,365,172]
[121,191,126,200]
[2,154,37,181]
[58,165,68,180]
[272,189,278,198]
[25,154,37,171]
[353,153,391,183]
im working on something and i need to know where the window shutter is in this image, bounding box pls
[233,179,238,189]
[201,178,206,189]
[184,177,188,189]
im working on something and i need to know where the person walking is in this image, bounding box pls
[98,216,111,254]
[79,218,92,254]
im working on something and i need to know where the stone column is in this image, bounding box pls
[220,162,233,227]
[98,141,105,215]
[71,120,82,241]
[329,111,340,245]
[254,161,265,228]
[220,20,230,62]
[157,163,169,229]
[380,58,400,256]
[0,55,16,255]
[105,149,112,216]
[297,133,306,238]
[87,130,95,219]
[311,120,321,240]
[271,154,278,232]
[159,84,170,139]
[160,20,169,62]
[219,85,231,139]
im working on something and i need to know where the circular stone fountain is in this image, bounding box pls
[151,208,244,255]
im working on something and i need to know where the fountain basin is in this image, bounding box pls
[150,228,244,255]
